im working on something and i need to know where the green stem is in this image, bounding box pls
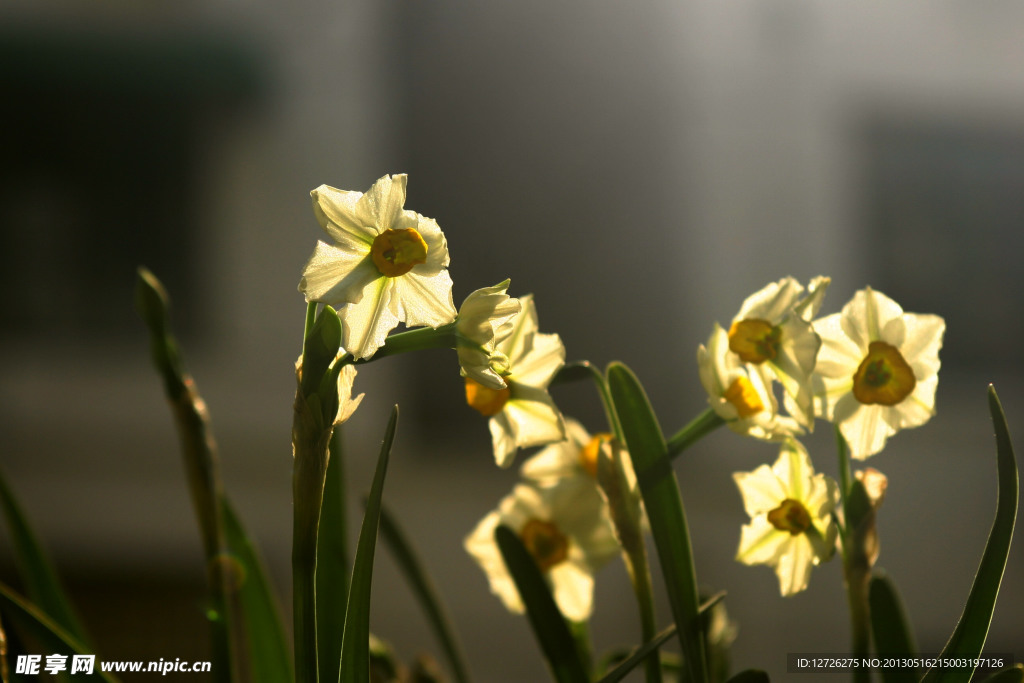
[836,425,852,499]
[836,427,870,683]
[349,322,457,365]
[627,546,663,683]
[666,409,724,459]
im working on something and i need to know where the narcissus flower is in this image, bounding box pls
[812,287,944,459]
[464,294,565,468]
[728,276,829,429]
[456,280,521,390]
[733,440,839,596]
[464,479,620,622]
[698,323,801,441]
[299,174,456,359]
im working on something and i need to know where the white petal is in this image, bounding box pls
[733,465,787,517]
[489,411,519,468]
[501,295,540,363]
[310,185,375,245]
[464,511,524,614]
[338,278,400,359]
[521,419,590,483]
[510,331,565,388]
[736,517,788,566]
[503,389,566,451]
[774,533,815,596]
[899,313,945,379]
[393,269,457,328]
[735,277,804,323]
[550,562,595,622]
[357,174,407,233]
[334,364,365,425]
[299,241,378,306]
[841,404,894,460]
[413,214,451,272]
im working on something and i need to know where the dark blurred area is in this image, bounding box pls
[1,2,1022,680]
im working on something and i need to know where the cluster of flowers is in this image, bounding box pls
[700,276,944,595]
[298,173,945,623]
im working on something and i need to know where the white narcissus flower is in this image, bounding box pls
[464,479,620,622]
[698,323,802,441]
[464,294,566,468]
[733,439,840,597]
[728,276,829,429]
[299,174,456,359]
[812,287,944,460]
[456,280,521,390]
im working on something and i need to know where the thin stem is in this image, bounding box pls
[627,546,663,683]
[350,322,457,365]
[836,426,870,683]
[666,408,724,459]
[836,424,852,498]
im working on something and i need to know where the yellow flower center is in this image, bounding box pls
[579,433,613,478]
[728,318,782,364]
[464,377,510,416]
[723,377,764,418]
[520,518,569,572]
[371,228,428,277]
[767,498,812,536]
[852,341,916,406]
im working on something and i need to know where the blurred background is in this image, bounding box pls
[1,1,1022,680]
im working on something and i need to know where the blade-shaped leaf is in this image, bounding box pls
[869,573,917,683]
[136,267,237,682]
[595,624,677,683]
[0,582,119,683]
[922,385,1018,683]
[606,362,707,683]
[221,501,293,683]
[339,406,398,683]
[0,467,91,648]
[379,504,471,683]
[317,429,349,683]
[980,665,1024,683]
[494,525,589,683]
[594,592,725,683]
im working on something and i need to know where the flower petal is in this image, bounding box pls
[299,241,378,306]
[357,174,407,233]
[310,185,375,246]
[549,562,595,622]
[338,277,400,359]
[733,465,788,517]
[392,269,457,329]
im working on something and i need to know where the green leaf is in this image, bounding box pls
[921,385,1018,683]
[725,671,770,683]
[594,592,725,683]
[301,306,342,399]
[378,504,472,683]
[979,665,1024,683]
[869,573,917,683]
[606,362,707,683]
[0,466,91,648]
[494,525,589,683]
[136,267,238,683]
[317,429,349,683]
[0,582,119,683]
[594,624,677,683]
[339,406,399,683]
[221,501,293,683]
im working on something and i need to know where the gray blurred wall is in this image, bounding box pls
[1,1,1022,680]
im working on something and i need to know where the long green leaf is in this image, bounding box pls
[494,525,589,683]
[338,406,398,683]
[606,362,707,683]
[378,504,471,683]
[317,429,349,683]
[0,583,119,683]
[221,501,293,683]
[594,624,677,683]
[0,467,90,648]
[136,267,238,683]
[922,385,1018,683]
[869,573,917,683]
[980,665,1024,683]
